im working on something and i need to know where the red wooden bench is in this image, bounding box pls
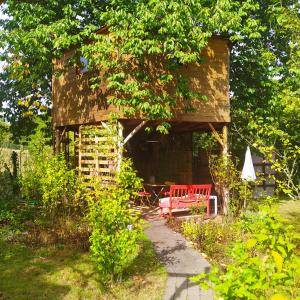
[159,184,212,217]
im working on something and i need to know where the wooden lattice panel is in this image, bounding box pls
[78,125,117,181]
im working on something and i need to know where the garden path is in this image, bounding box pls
[144,211,213,300]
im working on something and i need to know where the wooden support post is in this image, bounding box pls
[222,125,228,154]
[222,125,229,215]
[208,123,230,215]
[55,128,61,153]
[78,126,82,176]
[95,135,99,176]
[55,127,67,154]
[117,122,124,172]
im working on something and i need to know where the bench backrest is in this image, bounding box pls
[169,184,212,207]
[190,184,212,201]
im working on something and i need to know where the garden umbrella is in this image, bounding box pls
[241,146,256,208]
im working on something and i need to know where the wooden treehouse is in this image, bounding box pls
[52,33,230,185]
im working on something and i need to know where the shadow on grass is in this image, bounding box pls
[125,234,165,278]
[0,233,166,300]
[0,240,115,300]
[0,241,71,300]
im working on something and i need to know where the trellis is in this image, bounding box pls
[78,125,117,182]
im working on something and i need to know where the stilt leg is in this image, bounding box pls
[159,207,164,218]
[207,200,210,217]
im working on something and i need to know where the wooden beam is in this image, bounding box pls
[59,127,66,144]
[123,120,147,145]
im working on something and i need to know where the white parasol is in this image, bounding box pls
[241,146,256,209]
[241,146,256,181]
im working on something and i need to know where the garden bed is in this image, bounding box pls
[167,199,300,268]
[166,215,236,267]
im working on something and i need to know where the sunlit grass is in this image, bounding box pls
[279,199,300,235]
[0,234,166,300]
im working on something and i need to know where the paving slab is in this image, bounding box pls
[145,218,213,300]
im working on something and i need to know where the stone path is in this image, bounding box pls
[145,218,214,300]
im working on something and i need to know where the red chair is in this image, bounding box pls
[137,190,151,206]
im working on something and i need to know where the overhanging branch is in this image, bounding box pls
[208,122,224,147]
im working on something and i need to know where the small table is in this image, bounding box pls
[144,183,169,203]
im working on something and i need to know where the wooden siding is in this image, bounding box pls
[52,37,230,127]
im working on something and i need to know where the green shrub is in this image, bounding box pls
[0,167,20,210]
[189,204,206,217]
[0,210,19,227]
[0,149,21,210]
[19,118,82,216]
[182,219,236,262]
[182,219,202,242]
[195,202,300,299]
[209,154,255,216]
[86,159,142,282]
[20,152,81,215]
[39,154,78,213]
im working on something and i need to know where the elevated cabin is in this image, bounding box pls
[52,33,230,185]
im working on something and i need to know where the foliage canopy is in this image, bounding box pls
[1,0,262,124]
[0,0,299,194]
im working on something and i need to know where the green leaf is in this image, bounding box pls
[246,239,257,248]
[271,250,283,273]
[271,294,287,300]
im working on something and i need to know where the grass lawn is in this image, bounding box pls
[279,199,300,235]
[0,233,167,300]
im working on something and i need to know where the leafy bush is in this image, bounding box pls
[195,202,300,299]
[182,219,202,242]
[19,117,82,216]
[0,166,20,210]
[189,205,206,217]
[0,119,12,144]
[209,154,255,216]
[20,151,81,215]
[38,154,78,213]
[86,159,142,282]
[0,149,22,231]
[0,210,19,228]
